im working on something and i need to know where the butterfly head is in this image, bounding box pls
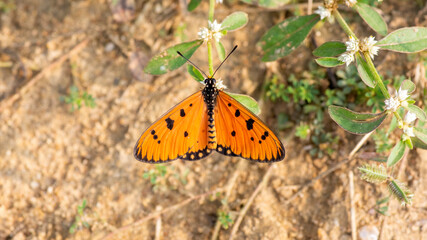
[204,78,216,88]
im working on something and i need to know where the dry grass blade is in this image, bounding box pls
[228,165,274,240]
[103,187,226,240]
[0,37,92,111]
[284,132,374,205]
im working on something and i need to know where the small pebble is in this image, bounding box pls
[359,225,379,240]
[105,42,115,52]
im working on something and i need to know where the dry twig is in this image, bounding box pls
[349,171,357,240]
[228,165,275,240]
[211,159,246,240]
[103,187,226,240]
[0,37,92,111]
[284,132,373,205]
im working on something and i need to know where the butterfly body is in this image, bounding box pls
[134,77,285,163]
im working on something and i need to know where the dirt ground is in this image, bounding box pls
[0,0,426,239]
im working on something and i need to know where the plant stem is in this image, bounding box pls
[363,52,403,122]
[209,0,215,22]
[333,10,357,39]
[207,41,214,76]
[207,0,215,76]
[363,52,389,99]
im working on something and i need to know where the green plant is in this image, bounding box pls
[258,0,427,205]
[372,129,393,153]
[143,165,190,190]
[0,0,15,13]
[218,210,233,229]
[69,199,90,234]
[61,85,96,112]
[265,68,344,157]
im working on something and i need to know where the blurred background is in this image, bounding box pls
[0,0,426,239]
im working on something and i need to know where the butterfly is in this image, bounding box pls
[134,46,285,163]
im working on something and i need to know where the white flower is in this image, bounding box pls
[198,27,210,41]
[396,87,409,102]
[345,0,357,7]
[403,126,415,137]
[345,36,359,53]
[198,20,223,42]
[338,52,355,66]
[314,6,332,20]
[215,79,227,90]
[209,20,222,32]
[360,36,380,59]
[384,97,399,112]
[216,0,223,3]
[404,111,417,124]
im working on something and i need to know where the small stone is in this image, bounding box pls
[105,42,115,52]
[359,225,379,240]
[30,181,39,189]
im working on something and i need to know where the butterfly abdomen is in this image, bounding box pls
[203,78,218,150]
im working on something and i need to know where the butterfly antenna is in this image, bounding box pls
[177,51,209,79]
[212,45,238,78]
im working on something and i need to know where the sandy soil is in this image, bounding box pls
[0,0,426,239]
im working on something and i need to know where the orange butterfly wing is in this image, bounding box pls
[214,91,285,162]
[134,91,212,163]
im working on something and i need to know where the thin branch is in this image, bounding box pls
[0,37,92,111]
[349,171,357,240]
[228,165,274,240]
[103,187,226,240]
[211,159,246,240]
[284,132,373,205]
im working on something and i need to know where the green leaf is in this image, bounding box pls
[376,27,427,53]
[406,105,427,122]
[187,64,204,82]
[388,179,413,206]
[312,41,346,57]
[400,79,416,93]
[240,0,292,8]
[144,40,203,75]
[354,2,387,36]
[387,140,406,167]
[187,0,202,11]
[411,135,427,149]
[315,57,344,67]
[221,12,248,32]
[258,14,320,62]
[226,92,260,115]
[328,105,387,134]
[414,127,427,145]
[358,164,388,184]
[355,53,376,88]
[215,41,226,61]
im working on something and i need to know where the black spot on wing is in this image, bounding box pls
[180,109,185,117]
[228,103,231,107]
[231,130,236,137]
[250,137,254,141]
[235,109,240,117]
[153,135,158,140]
[261,135,266,140]
[264,131,269,137]
[246,118,255,130]
[184,131,188,137]
[165,117,174,130]
[151,130,155,135]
